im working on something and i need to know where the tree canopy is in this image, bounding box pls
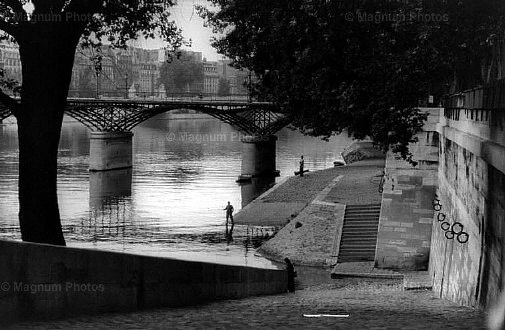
[158,52,204,94]
[198,0,505,163]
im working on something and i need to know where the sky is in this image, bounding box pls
[142,0,222,61]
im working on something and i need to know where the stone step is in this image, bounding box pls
[346,204,381,209]
[343,226,379,231]
[344,214,380,218]
[344,218,379,223]
[338,204,381,263]
[342,229,378,234]
[341,238,377,243]
[344,211,380,216]
[337,256,375,262]
[344,223,378,227]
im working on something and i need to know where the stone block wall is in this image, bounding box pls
[429,138,486,306]
[0,240,287,324]
[430,109,505,308]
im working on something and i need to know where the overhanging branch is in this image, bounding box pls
[0,90,20,117]
[63,0,103,15]
[0,19,18,37]
[3,0,24,16]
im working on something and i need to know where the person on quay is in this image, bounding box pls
[299,155,305,177]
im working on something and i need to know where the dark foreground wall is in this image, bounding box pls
[0,240,287,323]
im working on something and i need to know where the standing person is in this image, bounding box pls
[299,155,305,177]
[224,201,234,237]
[284,258,296,293]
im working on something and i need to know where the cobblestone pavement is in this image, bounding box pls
[10,269,485,329]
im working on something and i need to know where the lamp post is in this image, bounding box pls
[247,71,252,103]
[92,55,102,99]
[125,72,128,99]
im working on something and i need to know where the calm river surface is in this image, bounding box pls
[0,114,353,268]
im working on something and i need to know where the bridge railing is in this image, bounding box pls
[67,90,251,103]
[442,80,505,123]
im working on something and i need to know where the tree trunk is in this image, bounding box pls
[16,26,81,245]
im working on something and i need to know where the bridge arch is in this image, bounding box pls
[64,99,291,137]
[1,99,292,136]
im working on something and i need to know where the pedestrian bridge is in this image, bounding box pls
[0,97,290,177]
[0,97,290,137]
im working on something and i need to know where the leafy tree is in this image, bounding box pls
[0,0,183,245]
[159,51,204,95]
[217,77,230,96]
[198,0,505,163]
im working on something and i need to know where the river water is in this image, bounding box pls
[0,114,353,268]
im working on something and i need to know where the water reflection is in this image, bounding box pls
[75,169,133,241]
[89,168,132,202]
[0,116,354,267]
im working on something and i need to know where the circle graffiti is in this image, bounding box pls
[457,232,469,244]
[445,231,455,240]
[451,222,464,235]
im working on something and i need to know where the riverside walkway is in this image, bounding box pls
[7,159,487,328]
[10,273,484,329]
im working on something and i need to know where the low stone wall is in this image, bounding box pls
[0,240,287,324]
[341,141,385,164]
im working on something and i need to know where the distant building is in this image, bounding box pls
[203,58,219,95]
[218,59,250,96]
[138,63,159,97]
[0,43,22,85]
[12,43,254,99]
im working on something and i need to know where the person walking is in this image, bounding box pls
[299,155,305,177]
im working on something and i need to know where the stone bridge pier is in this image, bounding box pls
[239,135,279,179]
[89,132,134,171]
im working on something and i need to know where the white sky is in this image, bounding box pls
[142,0,222,61]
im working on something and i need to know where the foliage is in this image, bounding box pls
[198,0,505,164]
[159,52,204,94]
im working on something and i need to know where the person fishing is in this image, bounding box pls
[224,201,235,238]
[299,155,305,177]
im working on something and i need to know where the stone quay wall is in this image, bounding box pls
[430,108,505,307]
[0,240,287,324]
[375,108,440,270]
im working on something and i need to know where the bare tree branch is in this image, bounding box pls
[63,0,103,15]
[32,0,68,15]
[3,0,24,16]
[0,89,20,116]
[0,19,18,37]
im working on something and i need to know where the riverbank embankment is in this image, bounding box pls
[234,158,386,266]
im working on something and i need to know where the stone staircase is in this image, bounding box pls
[337,204,381,263]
